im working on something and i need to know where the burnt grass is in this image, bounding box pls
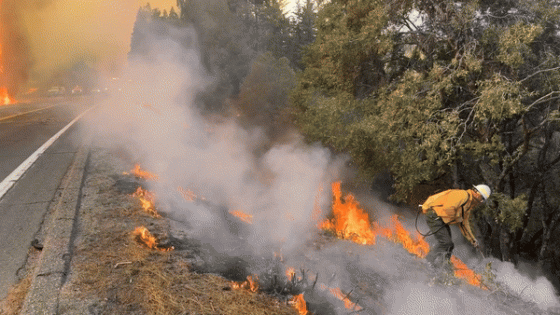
[2,146,559,315]
[1,147,300,315]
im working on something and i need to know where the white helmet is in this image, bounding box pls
[474,184,491,200]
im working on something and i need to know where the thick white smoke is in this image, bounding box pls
[87,22,343,258]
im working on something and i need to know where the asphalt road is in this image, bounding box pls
[0,96,95,300]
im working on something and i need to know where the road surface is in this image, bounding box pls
[0,96,95,299]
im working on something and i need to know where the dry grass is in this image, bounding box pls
[0,263,34,315]
[62,169,298,314]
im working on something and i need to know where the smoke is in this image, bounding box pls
[82,8,560,315]
[0,0,31,95]
[0,0,176,94]
[496,261,560,310]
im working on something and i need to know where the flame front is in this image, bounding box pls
[177,186,205,202]
[132,226,173,251]
[291,294,308,315]
[322,285,363,311]
[450,256,487,290]
[319,182,427,258]
[391,215,430,258]
[130,164,159,181]
[230,275,259,293]
[318,182,377,245]
[132,187,160,218]
[229,210,253,224]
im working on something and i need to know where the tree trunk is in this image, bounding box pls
[500,225,516,263]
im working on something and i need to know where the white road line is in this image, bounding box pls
[0,105,95,200]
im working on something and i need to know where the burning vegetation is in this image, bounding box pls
[132,186,160,218]
[229,210,253,224]
[127,163,159,181]
[320,181,487,291]
[132,226,173,251]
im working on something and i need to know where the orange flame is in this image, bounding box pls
[319,284,362,311]
[129,164,159,181]
[177,186,205,202]
[0,23,15,106]
[319,182,425,258]
[230,275,259,292]
[0,86,14,106]
[291,294,308,315]
[229,210,253,224]
[132,226,173,251]
[286,267,296,281]
[132,187,160,218]
[450,256,487,290]
[318,182,377,245]
[391,215,430,258]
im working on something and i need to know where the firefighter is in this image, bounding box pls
[420,184,491,269]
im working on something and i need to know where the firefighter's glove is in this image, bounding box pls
[472,240,479,248]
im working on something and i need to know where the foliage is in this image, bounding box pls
[479,193,528,231]
[236,52,297,138]
[291,0,560,264]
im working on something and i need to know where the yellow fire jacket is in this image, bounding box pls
[421,189,482,245]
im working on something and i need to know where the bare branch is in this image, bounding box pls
[520,66,560,83]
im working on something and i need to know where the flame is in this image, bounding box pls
[286,267,296,281]
[319,284,362,311]
[0,21,15,106]
[450,255,487,290]
[230,275,259,293]
[319,182,429,258]
[229,210,253,224]
[132,187,160,218]
[0,86,14,106]
[318,182,377,245]
[391,215,430,258]
[129,164,159,181]
[177,186,205,202]
[132,226,173,251]
[291,294,308,315]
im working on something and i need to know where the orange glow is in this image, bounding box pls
[229,210,253,224]
[319,182,424,256]
[0,87,14,105]
[320,284,362,311]
[318,182,377,245]
[132,186,160,218]
[0,17,15,107]
[286,267,296,281]
[129,164,159,181]
[391,215,430,258]
[450,256,487,290]
[230,275,259,293]
[291,294,308,315]
[132,226,173,251]
[177,186,205,202]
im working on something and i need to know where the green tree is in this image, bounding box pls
[291,0,560,266]
[235,52,297,139]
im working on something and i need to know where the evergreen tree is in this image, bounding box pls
[291,0,560,266]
